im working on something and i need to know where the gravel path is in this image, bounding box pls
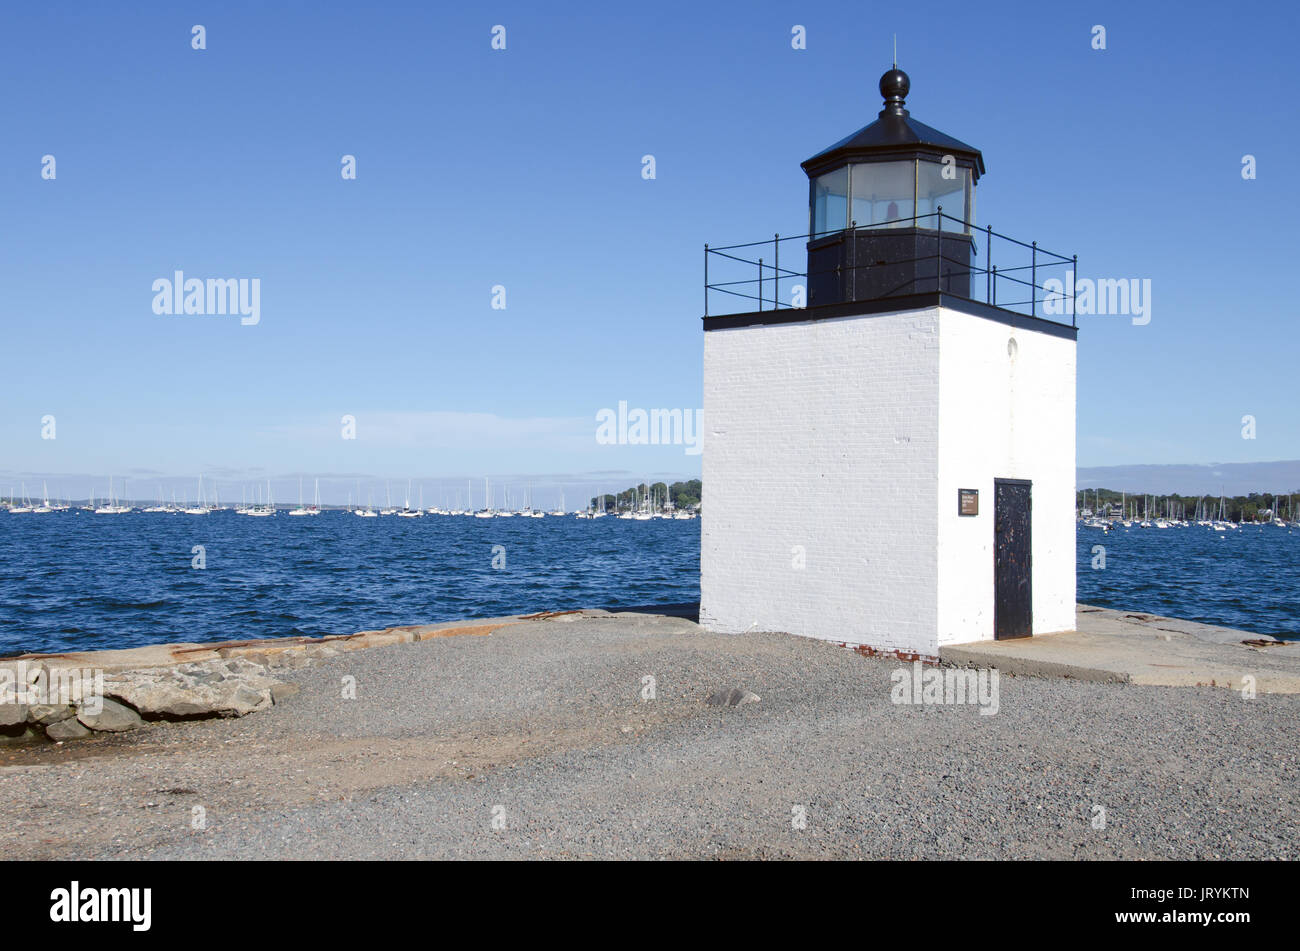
[2,611,1296,859]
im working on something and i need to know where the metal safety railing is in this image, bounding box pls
[704,209,1078,326]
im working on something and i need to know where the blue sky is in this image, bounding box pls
[2,0,1297,505]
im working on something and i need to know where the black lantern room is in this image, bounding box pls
[800,68,985,307]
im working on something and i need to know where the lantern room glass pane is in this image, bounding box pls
[812,168,848,235]
[917,160,971,232]
[849,161,916,228]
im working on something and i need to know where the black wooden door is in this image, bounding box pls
[994,479,1032,639]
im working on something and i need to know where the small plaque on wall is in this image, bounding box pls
[958,488,979,516]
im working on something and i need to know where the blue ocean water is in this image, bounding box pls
[1,512,1296,655]
[0,511,700,656]
[1076,522,1300,640]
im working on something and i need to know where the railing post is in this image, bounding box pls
[758,257,763,312]
[704,244,709,317]
[1072,254,1078,327]
[986,224,992,304]
[774,234,780,310]
[849,219,856,299]
[992,265,997,307]
[935,205,943,294]
[1031,241,1037,317]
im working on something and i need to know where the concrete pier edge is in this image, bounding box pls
[3,602,1297,703]
[939,604,1299,693]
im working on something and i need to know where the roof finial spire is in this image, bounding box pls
[879,65,910,116]
[893,34,897,69]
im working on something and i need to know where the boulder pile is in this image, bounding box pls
[1,656,296,744]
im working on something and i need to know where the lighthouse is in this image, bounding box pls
[700,67,1078,659]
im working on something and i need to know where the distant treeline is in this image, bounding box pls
[591,479,701,512]
[582,482,1296,520]
[1080,488,1300,522]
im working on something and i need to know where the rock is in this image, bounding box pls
[76,696,143,733]
[231,684,266,709]
[27,703,76,725]
[224,656,267,676]
[706,687,761,708]
[46,717,92,740]
[1,658,287,742]
[104,658,283,719]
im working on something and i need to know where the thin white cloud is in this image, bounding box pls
[265,410,592,450]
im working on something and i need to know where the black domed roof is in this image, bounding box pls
[801,69,985,180]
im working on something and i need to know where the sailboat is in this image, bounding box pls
[90,479,112,515]
[183,475,209,514]
[288,477,312,516]
[10,483,33,513]
[494,484,516,517]
[397,479,423,516]
[427,487,450,516]
[520,483,543,517]
[241,480,276,516]
[1211,491,1232,530]
[629,484,652,520]
[288,478,321,515]
[95,476,131,514]
[31,482,53,514]
[8,483,35,514]
[474,477,494,517]
[353,481,377,517]
[143,484,169,513]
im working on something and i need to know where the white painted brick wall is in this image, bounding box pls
[701,307,941,656]
[936,312,1076,644]
[701,304,1076,655]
